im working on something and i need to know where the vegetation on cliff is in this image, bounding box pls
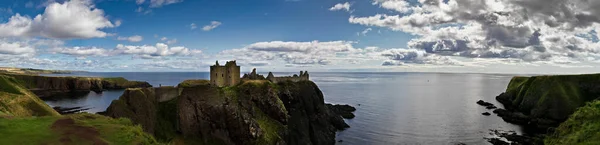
[545,100,600,145]
[0,74,159,145]
[0,113,158,144]
[105,79,351,145]
[0,75,59,117]
[496,74,600,125]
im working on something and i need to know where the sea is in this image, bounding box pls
[41,72,527,145]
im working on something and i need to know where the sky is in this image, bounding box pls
[1,0,600,74]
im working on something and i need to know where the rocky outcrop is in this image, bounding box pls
[5,73,152,97]
[545,100,600,145]
[277,81,349,145]
[0,75,60,117]
[326,104,357,119]
[104,79,351,145]
[495,74,600,131]
[104,88,158,134]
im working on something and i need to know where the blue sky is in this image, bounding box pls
[1,0,600,73]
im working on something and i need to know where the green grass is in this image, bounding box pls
[177,80,210,88]
[71,113,160,145]
[253,107,285,145]
[545,101,600,145]
[0,113,160,145]
[0,116,59,145]
[501,74,600,120]
[0,75,59,117]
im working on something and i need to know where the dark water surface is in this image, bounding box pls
[42,72,524,144]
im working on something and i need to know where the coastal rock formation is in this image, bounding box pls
[326,104,357,119]
[545,100,600,144]
[4,73,152,97]
[104,79,351,145]
[0,74,160,144]
[0,75,59,117]
[495,74,600,131]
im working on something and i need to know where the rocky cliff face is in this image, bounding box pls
[104,80,351,145]
[5,74,152,97]
[495,74,600,130]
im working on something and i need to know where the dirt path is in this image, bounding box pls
[50,118,108,145]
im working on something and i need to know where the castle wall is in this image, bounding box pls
[267,71,310,83]
[226,66,240,86]
[155,86,182,102]
[210,66,227,87]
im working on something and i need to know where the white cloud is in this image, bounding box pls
[329,2,351,12]
[166,39,177,44]
[53,47,108,56]
[0,0,116,39]
[136,0,145,5]
[373,0,412,13]
[0,40,35,55]
[345,0,600,67]
[190,23,197,30]
[202,21,222,31]
[360,28,372,36]
[221,41,362,65]
[115,43,201,59]
[149,0,183,8]
[158,36,177,44]
[114,20,122,27]
[117,35,143,42]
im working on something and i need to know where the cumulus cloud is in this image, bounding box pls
[0,40,35,55]
[0,0,116,39]
[53,47,108,56]
[115,43,201,59]
[202,21,222,31]
[149,0,183,8]
[345,0,600,66]
[221,41,368,66]
[329,2,351,12]
[117,35,143,42]
[50,43,201,59]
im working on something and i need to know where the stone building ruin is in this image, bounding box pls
[210,60,240,87]
[266,71,309,83]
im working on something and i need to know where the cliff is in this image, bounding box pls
[0,75,59,117]
[495,74,600,129]
[3,73,152,97]
[0,74,160,144]
[104,79,352,145]
[544,100,600,145]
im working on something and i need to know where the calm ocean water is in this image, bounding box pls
[42,72,525,144]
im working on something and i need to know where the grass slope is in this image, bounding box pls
[0,113,159,145]
[502,74,600,120]
[0,75,59,117]
[545,101,600,145]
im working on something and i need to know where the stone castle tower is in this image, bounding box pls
[210,60,240,87]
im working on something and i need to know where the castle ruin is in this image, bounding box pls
[210,60,240,87]
[267,71,309,83]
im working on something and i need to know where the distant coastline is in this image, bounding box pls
[0,67,86,75]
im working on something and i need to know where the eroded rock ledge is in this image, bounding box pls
[103,80,353,145]
[4,73,152,97]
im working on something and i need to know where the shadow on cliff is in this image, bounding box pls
[102,80,355,145]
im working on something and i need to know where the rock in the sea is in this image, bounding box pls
[482,112,491,116]
[477,100,497,109]
[326,104,357,119]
